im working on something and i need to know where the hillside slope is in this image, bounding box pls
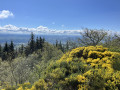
[4,46,120,90]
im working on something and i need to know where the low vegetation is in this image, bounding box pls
[1,29,120,90]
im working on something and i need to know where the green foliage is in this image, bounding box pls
[103,34,120,52]
[1,41,15,61]
[30,79,48,90]
[29,32,35,53]
[112,55,120,71]
[19,45,120,90]
[4,86,16,90]
[1,32,120,90]
[19,44,24,55]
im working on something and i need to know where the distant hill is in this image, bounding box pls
[0,33,81,45]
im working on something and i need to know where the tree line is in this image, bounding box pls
[0,32,75,61]
[0,33,45,61]
[1,28,117,61]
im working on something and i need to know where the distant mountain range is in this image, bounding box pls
[0,33,81,46]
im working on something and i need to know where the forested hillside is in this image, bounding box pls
[1,29,120,90]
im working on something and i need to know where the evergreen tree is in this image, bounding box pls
[41,37,45,49]
[3,42,9,53]
[9,41,14,52]
[9,41,15,60]
[36,37,39,50]
[29,32,35,53]
[25,46,30,56]
[39,37,43,49]
[59,41,63,51]
[2,42,9,60]
[59,41,62,48]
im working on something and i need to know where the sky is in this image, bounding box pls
[0,0,120,34]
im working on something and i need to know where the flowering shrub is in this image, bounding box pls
[3,46,120,90]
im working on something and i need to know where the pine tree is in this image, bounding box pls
[2,42,9,60]
[9,41,15,60]
[9,41,14,52]
[41,37,45,49]
[29,32,35,53]
[39,37,43,49]
[24,46,30,56]
[59,41,62,49]
[58,41,64,52]
[36,36,39,50]
[3,42,9,53]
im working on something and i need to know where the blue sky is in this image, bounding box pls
[0,0,120,31]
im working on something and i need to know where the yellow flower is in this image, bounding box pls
[17,86,23,90]
[90,63,96,67]
[23,82,31,86]
[92,58,100,63]
[86,58,92,63]
[83,70,92,76]
[77,75,86,83]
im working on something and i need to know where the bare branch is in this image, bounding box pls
[78,28,107,46]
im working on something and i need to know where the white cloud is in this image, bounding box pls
[0,24,82,35]
[0,10,14,19]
